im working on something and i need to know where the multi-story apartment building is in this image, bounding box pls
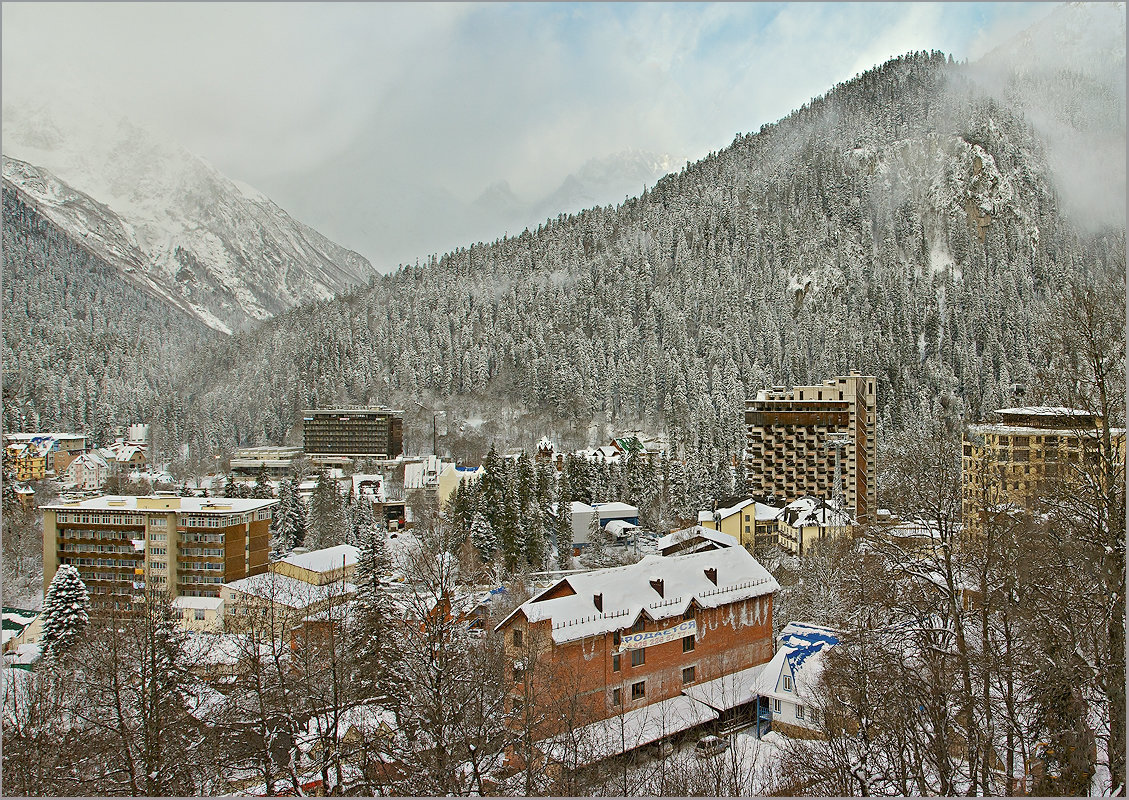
[494,548,778,761]
[302,408,404,459]
[744,373,877,523]
[961,406,1126,532]
[4,432,87,475]
[42,494,276,608]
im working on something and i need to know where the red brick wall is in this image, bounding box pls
[501,593,775,736]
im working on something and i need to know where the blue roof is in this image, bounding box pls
[780,622,839,674]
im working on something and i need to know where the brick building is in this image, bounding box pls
[744,373,877,523]
[494,548,778,762]
[42,494,276,608]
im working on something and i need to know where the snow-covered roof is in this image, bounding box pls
[593,501,638,516]
[403,455,444,489]
[297,704,398,754]
[183,632,271,666]
[44,494,276,513]
[224,572,355,609]
[604,519,639,536]
[789,505,853,529]
[543,694,718,766]
[69,451,110,470]
[173,595,224,610]
[2,608,38,645]
[497,547,778,644]
[278,544,358,574]
[761,622,840,701]
[683,660,774,712]
[698,499,781,524]
[350,473,386,501]
[995,406,1093,417]
[656,525,739,552]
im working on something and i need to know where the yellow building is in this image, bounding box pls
[437,463,485,508]
[962,406,1126,533]
[42,494,277,609]
[5,443,47,481]
[698,498,783,551]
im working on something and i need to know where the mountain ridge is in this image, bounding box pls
[2,105,375,334]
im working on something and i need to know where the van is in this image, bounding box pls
[695,735,730,758]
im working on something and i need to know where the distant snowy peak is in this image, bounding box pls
[2,102,374,334]
[538,149,678,215]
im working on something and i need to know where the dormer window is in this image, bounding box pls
[782,675,792,691]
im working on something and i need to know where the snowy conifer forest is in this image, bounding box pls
[1,3,1126,796]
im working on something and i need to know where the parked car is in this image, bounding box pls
[695,735,731,758]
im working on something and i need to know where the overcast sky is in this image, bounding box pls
[2,2,1060,267]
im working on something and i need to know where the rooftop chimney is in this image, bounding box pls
[705,567,718,585]
[650,578,664,598]
[593,593,603,612]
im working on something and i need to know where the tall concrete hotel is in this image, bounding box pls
[302,407,404,459]
[743,374,877,523]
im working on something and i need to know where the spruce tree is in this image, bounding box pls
[251,464,274,499]
[555,473,574,571]
[583,507,609,567]
[40,565,89,658]
[470,512,497,561]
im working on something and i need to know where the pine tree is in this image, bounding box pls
[40,565,89,658]
[251,464,274,499]
[308,470,345,550]
[555,472,574,571]
[470,512,497,561]
[270,479,307,557]
[582,507,610,567]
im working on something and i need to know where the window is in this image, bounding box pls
[796,705,805,720]
[682,609,694,621]
[613,631,621,646]
[773,698,781,713]
[194,609,206,621]
[809,707,818,725]
[682,666,696,684]
[631,681,645,700]
[631,618,646,633]
[782,675,792,691]
[631,648,645,667]
[512,629,523,647]
[612,654,621,672]
[683,634,695,653]
[745,525,751,533]
[612,688,622,706]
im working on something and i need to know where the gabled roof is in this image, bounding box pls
[496,548,778,644]
[279,544,359,574]
[761,622,840,700]
[656,525,738,552]
[224,572,355,609]
[697,498,781,524]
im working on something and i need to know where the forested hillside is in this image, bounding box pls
[174,52,1123,483]
[2,182,218,448]
[4,50,1124,504]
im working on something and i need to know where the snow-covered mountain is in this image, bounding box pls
[532,149,679,217]
[260,145,678,269]
[2,102,374,334]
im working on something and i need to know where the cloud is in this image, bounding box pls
[2,2,1074,266]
